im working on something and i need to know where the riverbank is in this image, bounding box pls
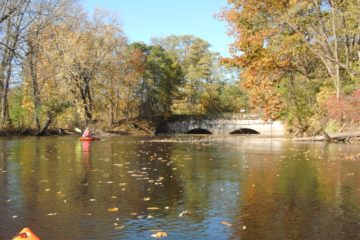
[1,119,360,143]
[0,128,67,137]
[0,119,155,137]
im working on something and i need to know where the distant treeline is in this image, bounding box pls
[0,0,246,134]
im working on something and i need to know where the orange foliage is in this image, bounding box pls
[221,0,300,120]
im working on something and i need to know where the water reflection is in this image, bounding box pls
[81,140,92,170]
[0,137,359,240]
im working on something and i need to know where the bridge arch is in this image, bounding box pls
[185,128,212,134]
[230,128,260,135]
[154,122,169,135]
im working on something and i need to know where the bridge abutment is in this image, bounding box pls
[155,116,285,136]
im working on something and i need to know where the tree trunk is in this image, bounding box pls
[78,77,93,124]
[0,63,12,128]
[34,114,52,136]
[29,47,41,130]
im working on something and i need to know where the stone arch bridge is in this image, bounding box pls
[155,114,285,136]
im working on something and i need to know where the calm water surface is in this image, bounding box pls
[0,136,359,240]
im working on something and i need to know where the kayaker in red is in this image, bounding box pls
[82,127,92,138]
[80,127,99,141]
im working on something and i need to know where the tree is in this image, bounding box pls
[48,9,126,124]
[152,35,219,114]
[0,0,30,128]
[221,0,360,126]
[279,0,360,100]
[97,42,146,126]
[23,0,74,134]
[138,44,184,118]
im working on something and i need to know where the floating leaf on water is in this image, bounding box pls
[144,197,151,201]
[221,221,233,227]
[114,225,124,230]
[89,198,96,202]
[45,188,51,192]
[12,215,18,218]
[151,232,168,238]
[147,207,160,210]
[242,225,247,230]
[131,174,143,177]
[178,210,191,217]
[47,213,57,216]
[108,208,119,212]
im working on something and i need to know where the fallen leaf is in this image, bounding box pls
[147,207,160,210]
[151,232,168,238]
[221,221,233,227]
[108,208,119,212]
[178,210,191,217]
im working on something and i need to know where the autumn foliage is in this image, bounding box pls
[326,90,360,121]
[221,0,360,133]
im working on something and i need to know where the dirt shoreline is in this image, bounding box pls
[1,127,359,143]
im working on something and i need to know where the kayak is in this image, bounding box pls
[12,227,40,240]
[79,137,100,141]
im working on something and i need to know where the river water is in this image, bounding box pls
[0,136,359,240]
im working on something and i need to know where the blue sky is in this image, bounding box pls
[82,0,233,57]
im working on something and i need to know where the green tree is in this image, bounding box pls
[152,35,219,114]
[137,44,184,118]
